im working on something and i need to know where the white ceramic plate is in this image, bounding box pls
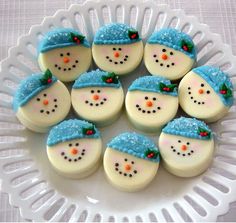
[0,0,236,221]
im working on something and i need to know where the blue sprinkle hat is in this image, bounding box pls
[47,119,100,146]
[128,75,178,96]
[147,28,196,59]
[192,65,234,107]
[13,70,57,112]
[162,117,212,140]
[73,69,121,89]
[38,28,90,53]
[93,23,141,45]
[107,132,160,163]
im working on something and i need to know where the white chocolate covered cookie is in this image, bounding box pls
[47,119,102,179]
[144,28,196,80]
[13,70,71,133]
[71,69,124,126]
[38,28,91,82]
[159,117,214,177]
[92,23,143,75]
[179,66,234,122]
[125,76,179,133]
[104,132,160,192]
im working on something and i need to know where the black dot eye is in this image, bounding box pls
[113,48,116,51]
[124,158,128,162]
[60,53,63,57]
[206,90,210,94]
[153,54,157,58]
[162,49,166,52]
[153,97,156,101]
[170,52,174,55]
[67,52,70,56]
[75,143,79,146]
[37,98,40,101]
[201,83,204,87]
[131,161,134,164]
[69,143,73,147]
[54,99,57,102]
[118,48,122,51]
[43,94,47,97]
[145,96,148,100]
[187,142,190,145]
[97,90,100,93]
[91,90,94,93]
[178,140,181,143]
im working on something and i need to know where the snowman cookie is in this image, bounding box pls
[125,76,179,133]
[144,28,196,80]
[104,132,160,192]
[47,119,102,179]
[92,23,143,75]
[71,69,124,126]
[159,117,214,177]
[179,66,234,122]
[13,70,71,133]
[38,28,91,82]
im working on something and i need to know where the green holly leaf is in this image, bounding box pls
[82,126,96,136]
[144,149,159,159]
[181,40,194,53]
[197,127,211,138]
[159,82,177,92]
[40,69,53,85]
[219,83,232,98]
[70,32,85,44]
[128,30,139,40]
[101,72,119,84]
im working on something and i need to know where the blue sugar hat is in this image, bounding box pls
[162,117,212,140]
[13,70,57,112]
[128,75,178,96]
[38,28,90,53]
[93,23,141,45]
[47,119,100,146]
[73,69,121,89]
[192,65,234,107]
[107,132,160,163]
[147,28,196,59]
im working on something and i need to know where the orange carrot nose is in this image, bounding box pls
[93,94,100,100]
[146,100,153,107]
[71,148,78,155]
[63,57,70,63]
[181,145,187,151]
[125,164,131,171]
[114,52,120,57]
[162,54,168,60]
[198,89,204,94]
[43,99,49,105]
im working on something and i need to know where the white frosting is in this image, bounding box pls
[38,45,92,82]
[179,71,229,122]
[71,87,124,126]
[103,148,159,192]
[16,81,71,133]
[92,42,143,75]
[125,91,178,133]
[47,138,102,179]
[159,133,214,177]
[144,44,195,80]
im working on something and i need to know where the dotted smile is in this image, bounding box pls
[54,52,79,71]
[153,48,175,68]
[36,93,58,115]
[188,83,211,105]
[106,47,129,65]
[114,158,138,178]
[171,140,194,157]
[136,96,161,114]
[84,89,108,107]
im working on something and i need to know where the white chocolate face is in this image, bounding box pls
[179,72,229,122]
[71,87,124,126]
[38,45,91,82]
[17,81,71,127]
[103,148,159,192]
[144,44,195,80]
[92,42,143,75]
[159,133,214,177]
[125,91,178,132]
[47,138,102,178]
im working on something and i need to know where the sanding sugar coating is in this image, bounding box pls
[107,132,160,163]
[162,117,212,140]
[47,119,100,146]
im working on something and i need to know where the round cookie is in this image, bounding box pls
[159,117,214,177]
[47,119,102,179]
[13,70,71,133]
[144,28,196,80]
[125,76,179,133]
[179,65,234,122]
[104,132,160,192]
[38,28,91,82]
[92,23,143,75]
[71,69,124,126]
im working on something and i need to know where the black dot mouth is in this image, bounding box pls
[154,58,175,68]
[114,162,138,178]
[60,149,86,162]
[188,87,205,105]
[38,99,58,115]
[106,55,129,65]
[171,146,194,156]
[54,60,79,71]
[85,98,107,107]
[136,104,161,114]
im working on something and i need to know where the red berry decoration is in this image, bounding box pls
[106,78,113,83]
[144,149,159,159]
[128,30,139,40]
[198,127,211,139]
[70,33,85,45]
[82,126,96,136]
[101,72,119,84]
[40,69,53,85]
[219,83,232,98]
[181,40,194,53]
[47,79,52,84]
[159,83,177,93]
[182,45,188,51]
